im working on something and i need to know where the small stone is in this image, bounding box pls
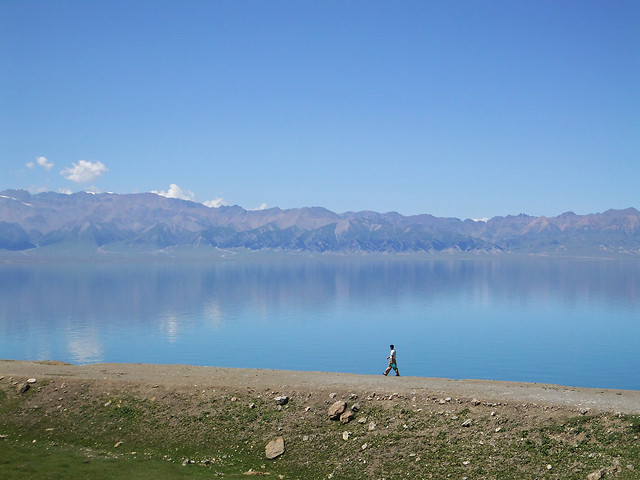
[342,431,349,441]
[351,403,360,412]
[274,396,288,406]
[368,421,377,431]
[329,393,337,399]
[349,393,358,400]
[587,470,602,480]
[305,406,311,412]
[361,443,368,450]
[340,410,354,424]
[27,378,37,384]
[17,383,30,394]
[495,427,502,433]
[462,419,473,427]
[265,437,285,459]
[104,401,112,407]
[182,458,190,466]
[114,441,123,448]
[546,464,552,470]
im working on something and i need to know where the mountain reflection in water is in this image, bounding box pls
[1,256,638,390]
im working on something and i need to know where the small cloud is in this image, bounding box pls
[58,188,73,195]
[37,156,54,170]
[472,218,489,223]
[250,203,268,211]
[152,184,195,201]
[61,160,108,183]
[26,156,54,170]
[204,197,228,208]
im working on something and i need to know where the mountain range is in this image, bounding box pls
[1,189,639,256]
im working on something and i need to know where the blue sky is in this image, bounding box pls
[1,1,638,219]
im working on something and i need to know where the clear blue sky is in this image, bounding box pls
[1,0,638,219]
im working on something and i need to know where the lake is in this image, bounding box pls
[1,254,638,390]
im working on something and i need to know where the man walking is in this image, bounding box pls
[383,344,399,376]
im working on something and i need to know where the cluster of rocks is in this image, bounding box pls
[327,397,360,424]
[7,377,38,395]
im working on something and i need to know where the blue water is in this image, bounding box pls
[1,256,638,390]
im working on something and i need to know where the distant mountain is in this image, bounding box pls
[1,189,639,256]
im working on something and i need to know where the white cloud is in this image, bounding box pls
[37,156,54,170]
[61,160,108,183]
[26,156,54,170]
[250,203,268,211]
[204,197,228,208]
[152,184,195,201]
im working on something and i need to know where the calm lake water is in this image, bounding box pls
[1,255,638,390]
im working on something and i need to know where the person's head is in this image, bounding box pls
[390,344,394,349]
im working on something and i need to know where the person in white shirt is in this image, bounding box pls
[383,344,399,376]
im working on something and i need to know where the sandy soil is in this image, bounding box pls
[1,360,638,414]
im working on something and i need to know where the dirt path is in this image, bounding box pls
[1,360,638,414]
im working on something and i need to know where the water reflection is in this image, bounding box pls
[0,257,638,388]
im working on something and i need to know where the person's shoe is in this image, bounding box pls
[395,373,400,376]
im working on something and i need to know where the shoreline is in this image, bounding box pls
[2,359,638,414]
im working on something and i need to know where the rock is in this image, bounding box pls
[349,393,358,400]
[265,437,285,459]
[328,400,347,420]
[27,378,37,384]
[244,468,270,476]
[340,410,354,424]
[368,421,377,431]
[351,403,360,412]
[17,383,29,394]
[114,441,123,448]
[329,393,337,399]
[182,458,191,466]
[587,471,602,480]
[462,419,473,427]
[274,396,289,406]
[471,398,480,406]
[361,443,368,450]
[342,431,349,441]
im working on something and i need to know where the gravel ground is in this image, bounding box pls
[1,360,638,414]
